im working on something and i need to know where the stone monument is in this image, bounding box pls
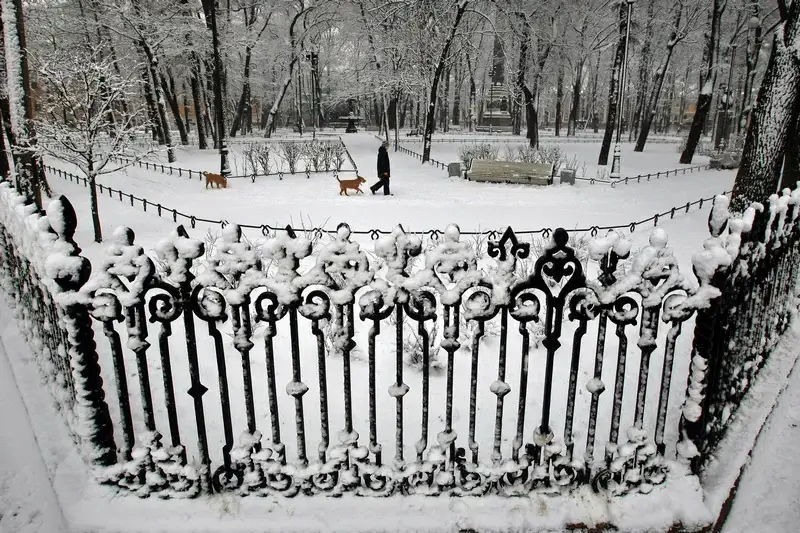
[483,37,512,131]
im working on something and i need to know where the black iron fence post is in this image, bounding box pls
[47,196,118,467]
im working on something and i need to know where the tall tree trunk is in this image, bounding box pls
[140,64,161,141]
[739,3,763,134]
[189,56,208,149]
[441,65,451,133]
[263,63,298,137]
[139,42,175,161]
[0,114,8,178]
[567,60,583,136]
[182,82,191,134]
[636,6,682,151]
[630,0,656,142]
[230,47,252,137]
[422,1,469,163]
[730,1,800,214]
[680,0,724,164]
[203,0,230,176]
[780,97,800,190]
[465,49,477,132]
[452,59,462,126]
[513,34,528,137]
[599,3,629,165]
[88,162,102,243]
[513,12,551,148]
[160,72,189,145]
[555,64,564,136]
[1,0,48,205]
[590,51,601,132]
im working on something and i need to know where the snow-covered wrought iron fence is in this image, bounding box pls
[1,176,798,501]
[677,191,800,473]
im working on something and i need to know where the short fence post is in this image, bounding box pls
[46,196,117,467]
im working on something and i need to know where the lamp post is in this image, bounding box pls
[610,0,635,180]
[305,50,319,139]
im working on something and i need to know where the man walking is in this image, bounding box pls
[370,140,391,195]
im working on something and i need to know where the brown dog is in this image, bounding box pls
[337,175,367,196]
[203,171,228,189]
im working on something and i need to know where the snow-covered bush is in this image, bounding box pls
[502,144,567,171]
[302,140,324,172]
[255,145,272,175]
[458,143,499,167]
[279,142,304,174]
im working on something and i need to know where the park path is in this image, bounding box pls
[721,354,800,532]
[0,299,69,533]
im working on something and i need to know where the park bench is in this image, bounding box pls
[465,159,553,186]
[406,129,420,136]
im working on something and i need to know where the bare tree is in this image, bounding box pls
[421,0,469,163]
[34,49,154,242]
[679,0,725,164]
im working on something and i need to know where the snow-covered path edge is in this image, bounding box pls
[0,298,70,532]
[699,312,800,531]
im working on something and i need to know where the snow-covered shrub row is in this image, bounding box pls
[502,144,567,170]
[237,140,347,176]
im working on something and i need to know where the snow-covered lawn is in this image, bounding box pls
[46,134,726,252]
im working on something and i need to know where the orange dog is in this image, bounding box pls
[337,175,367,196]
[203,171,228,189]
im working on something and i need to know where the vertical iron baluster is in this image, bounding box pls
[584,310,607,463]
[263,318,283,462]
[155,320,181,447]
[232,304,257,435]
[341,304,356,441]
[128,305,155,431]
[181,281,211,484]
[654,319,682,454]
[607,319,630,461]
[103,320,134,460]
[417,319,431,462]
[468,321,484,464]
[311,316,330,462]
[368,314,381,465]
[564,316,588,459]
[443,305,459,470]
[538,298,558,438]
[634,306,661,428]
[287,307,308,465]
[491,307,510,464]
[207,316,235,472]
[512,319,530,461]
[392,306,407,464]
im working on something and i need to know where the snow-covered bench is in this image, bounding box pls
[465,159,553,186]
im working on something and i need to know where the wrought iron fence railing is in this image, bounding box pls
[0,175,797,503]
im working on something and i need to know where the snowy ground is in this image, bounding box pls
[0,300,69,533]
[44,133,728,267]
[722,343,800,532]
